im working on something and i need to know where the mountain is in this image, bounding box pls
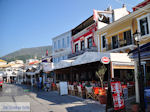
[1,46,52,62]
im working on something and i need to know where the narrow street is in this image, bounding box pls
[0,84,105,112]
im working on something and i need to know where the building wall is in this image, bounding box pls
[52,31,72,63]
[97,4,150,53]
[72,22,97,53]
[0,62,7,66]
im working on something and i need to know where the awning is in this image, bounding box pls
[54,60,74,70]
[72,52,110,66]
[42,62,54,72]
[26,72,35,76]
[129,42,150,59]
[54,52,133,70]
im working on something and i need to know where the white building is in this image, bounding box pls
[52,30,72,63]
[3,60,24,83]
[70,6,129,59]
[0,59,7,66]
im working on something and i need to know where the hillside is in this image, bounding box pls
[1,46,52,62]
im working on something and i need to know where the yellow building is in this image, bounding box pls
[97,3,150,53]
[0,59,7,67]
[96,1,150,103]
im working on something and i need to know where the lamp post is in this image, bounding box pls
[133,31,145,112]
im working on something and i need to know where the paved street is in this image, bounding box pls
[0,84,105,112]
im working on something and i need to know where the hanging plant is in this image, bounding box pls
[96,65,107,88]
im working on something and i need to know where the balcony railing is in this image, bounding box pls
[68,46,97,58]
[106,39,135,51]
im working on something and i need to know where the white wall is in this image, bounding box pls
[52,31,72,63]
[0,62,7,66]
[113,7,129,21]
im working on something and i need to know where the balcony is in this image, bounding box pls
[68,46,97,59]
[106,39,135,51]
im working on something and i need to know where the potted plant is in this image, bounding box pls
[96,65,107,104]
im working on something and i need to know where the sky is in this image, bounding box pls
[0,0,143,57]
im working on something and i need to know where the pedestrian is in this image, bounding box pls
[39,76,42,89]
[36,78,40,91]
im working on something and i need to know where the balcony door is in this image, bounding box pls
[124,30,132,45]
[112,35,118,49]
[75,43,78,52]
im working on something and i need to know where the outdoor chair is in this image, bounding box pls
[70,85,75,96]
[85,87,94,99]
[77,86,84,98]
[93,87,100,101]
[68,85,72,95]
[74,86,78,96]
[56,83,60,92]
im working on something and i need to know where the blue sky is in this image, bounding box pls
[0,0,143,57]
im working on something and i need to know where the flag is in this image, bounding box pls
[46,49,48,56]
[93,9,104,22]
[93,9,98,21]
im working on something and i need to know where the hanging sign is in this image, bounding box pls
[111,81,125,110]
[101,56,110,64]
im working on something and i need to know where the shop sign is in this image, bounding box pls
[111,81,125,110]
[101,56,110,64]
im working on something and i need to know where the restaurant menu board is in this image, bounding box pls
[111,81,125,110]
[59,82,68,95]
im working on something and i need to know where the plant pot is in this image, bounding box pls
[99,95,107,104]
[99,88,107,104]
[131,103,139,112]
[147,81,150,87]
[99,88,106,96]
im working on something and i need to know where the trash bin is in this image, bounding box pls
[144,89,150,109]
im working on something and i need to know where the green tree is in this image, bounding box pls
[96,65,107,88]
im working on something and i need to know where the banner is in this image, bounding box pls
[111,81,125,110]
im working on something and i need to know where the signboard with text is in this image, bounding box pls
[111,81,125,110]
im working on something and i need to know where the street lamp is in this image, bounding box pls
[133,30,145,112]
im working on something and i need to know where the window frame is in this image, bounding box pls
[137,13,150,38]
[111,35,119,49]
[62,38,65,48]
[87,36,93,49]
[58,40,61,49]
[81,40,85,50]
[101,33,107,51]
[75,43,79,52]
[54,41,57,50]
[67,36,70,47]
[123,30,132,45]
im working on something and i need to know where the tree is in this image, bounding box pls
[96,65,107,88]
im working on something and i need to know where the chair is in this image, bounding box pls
[70,85,75,96]
[85,87,94,99]
[93,87,100,101]
[56,83,60,92]
[68,85,72,95]
[77,86,84,98]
